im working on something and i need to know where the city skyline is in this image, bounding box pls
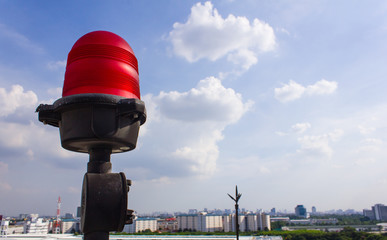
[1,0,387,216]
[4,203,376,218]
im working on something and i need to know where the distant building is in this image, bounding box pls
[257,212,271,231]
[364,204,387,221]
[23,215,49,234]
[223,214,232,232]
[19,214,29,220]
[311,218,338,225]
[157,218,178,232]
[199,213,223,232]
[188,209,198,214]
[311,206,316,214]
[363,209,375,219]
[177,213,223,232]
[213,209,223,215]
[64,213,74,219]
[270,208,276,216]
[245,214,257,231]
[124,217,157,233]
[77,207,82,218]
[289,219,311,225]
[270,217,290,223]
[295,205,308,218]
[1,216,9,237]
[223,214,242,232]
[231,214,246,232]
[372,204,387,221]
[177,214,199,231]
[377,223,387,231]
[60,219,80,233]
[178,212,270,232]
[226,213,270,232]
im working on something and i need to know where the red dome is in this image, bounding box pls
[62,31,140,99]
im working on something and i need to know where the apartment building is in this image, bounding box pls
[179,212,271,233]
[124,217,158,233]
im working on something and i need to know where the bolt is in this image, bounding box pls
[125,209,135,224]
[126,179,132,192]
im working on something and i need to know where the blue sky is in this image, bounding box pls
[1,0,387,216]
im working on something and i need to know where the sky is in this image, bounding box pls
[1,0,387,217]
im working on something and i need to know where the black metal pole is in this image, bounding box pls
[235,203,239,240]
[228,185,242,240]
[84,231,109,240]
[88,148,112,174]
[84,148,112,240]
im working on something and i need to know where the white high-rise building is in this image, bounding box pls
[1,217,9,237]
[223,214,232,232]
[363,209,375,219]
[244,213,271,231]
[177,213,223,232]
[124,217,157,233]
[23,215,49,234]
[198,213,223,232]
[178,212,270,232]
[246,214,257,231]
[177,214,199,231]
[230,214,246,232]
[257,212,271,231]
[372,204,387,221]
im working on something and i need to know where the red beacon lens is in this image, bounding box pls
[62,31,140,99]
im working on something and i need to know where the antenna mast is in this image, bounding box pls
[54,196,61,234]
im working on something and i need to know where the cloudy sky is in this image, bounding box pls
[1,0,387,216]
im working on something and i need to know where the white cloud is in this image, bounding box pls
[136,76,252,179]
[297,129,343,158]
[0,23,44,54]
[291,122,311,134]
[0,84,80,171]
[169,1,276,70]
[276,27,290,35]
[276,122,311,136]
[275,131,287,136]
[275,79,337,102]
[358,125,376,135]
[364,138,383,145]
[355,158,376,166]
[274,80,305,102]
[46,87,62,102]
[328,129,344,142]
[227,49,258,70]
[218,156,272,179]
[0,85,38,117]
[47,60,66,70]
[0,121,74,159]
[156,77,252,123]
[356,138,383,153]
[306,79,338,95]
[172,143,219,176]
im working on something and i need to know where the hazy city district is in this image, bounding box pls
[2,203,387,237]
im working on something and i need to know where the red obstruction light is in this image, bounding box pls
[63,31,140,99]
[37,30,146,153]
[37,31,146,238]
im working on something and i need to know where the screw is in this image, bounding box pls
[126,179,132,192]
[125,209,135,224]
